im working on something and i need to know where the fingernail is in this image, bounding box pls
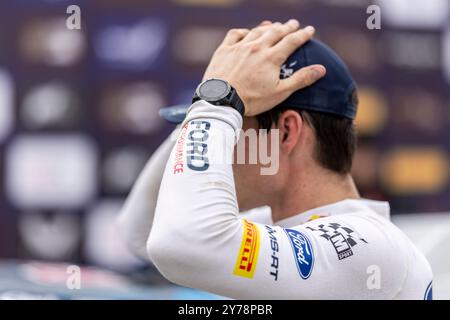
[259,20,272,26]
[305,26,315,34]
[288,19,300,27]
[312,66,325,79]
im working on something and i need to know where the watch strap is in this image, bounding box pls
[192,80,245,117]
[228,89,245,117]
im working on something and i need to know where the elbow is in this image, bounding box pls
[146,231,166,268]
[115,212,133,247]
[146,229,192,286]
[116,213,151,262]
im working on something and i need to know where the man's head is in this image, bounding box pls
[232,107,357,211]
[232,39,358,211]
[159,39,358,212]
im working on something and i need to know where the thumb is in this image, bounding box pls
[279,64,326,93]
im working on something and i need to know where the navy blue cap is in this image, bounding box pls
[159,39,357,123]
[159,104,191,124]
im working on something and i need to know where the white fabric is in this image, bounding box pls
[120,100,433,299]
[116,133,175,261]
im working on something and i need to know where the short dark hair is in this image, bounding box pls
[256,108,357,174]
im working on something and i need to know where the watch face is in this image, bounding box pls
[198,79,230,101]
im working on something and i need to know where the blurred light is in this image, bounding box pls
[21,82,81,129]
[99,82,165,134]
[354,87,388,136]
[383,32,440,70]
[173,26,226,65]
[319,31,379,72]
[0,69,14,143]
[393,213,450,299]
[377,0,449,29]
[319,0,370,7]
[352,145,380,188]
[102,147,149,193]
[172,0,242,7]
[19,18,86,67]
[18,212,80,260]
[443,26,450,85]
[20,262,129,289]
[84,200,144,271]
[5,135,98,209]
[9,0,81,5]
[0,291,59,300]
[380,148,449,195]
[259,0,310,5]
[94,19,167,70]
[392,89,445,134]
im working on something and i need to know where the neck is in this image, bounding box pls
[270,167,360,223]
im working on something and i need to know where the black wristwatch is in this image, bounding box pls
[192,79,245,117]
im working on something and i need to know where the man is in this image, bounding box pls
[118,20,433,299]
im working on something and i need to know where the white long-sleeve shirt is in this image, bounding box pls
[119,100,433,299]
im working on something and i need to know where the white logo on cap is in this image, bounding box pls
[280,61,298,79]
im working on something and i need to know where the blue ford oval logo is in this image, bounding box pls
[285,229,314,279]
[424,281,433,300]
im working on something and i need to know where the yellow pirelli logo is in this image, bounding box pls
[307,214,328,222]
[233,220,260,278]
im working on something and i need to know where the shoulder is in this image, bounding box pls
[240,206,272,225]
[296,212,410,298]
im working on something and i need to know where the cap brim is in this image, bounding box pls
[159,104,190,124]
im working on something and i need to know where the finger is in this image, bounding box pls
[258,20,272,27]
[278,64,326,93]
[221,28,250,46]
[257,19,300,47]
[271,26,315,63]
[241,23,279,43]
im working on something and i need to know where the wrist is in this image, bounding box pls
[192,79,246,118]
[183,100,243,133]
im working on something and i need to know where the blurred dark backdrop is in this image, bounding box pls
[0,0,449,270]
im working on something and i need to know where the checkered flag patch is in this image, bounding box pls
[306,222,368,260]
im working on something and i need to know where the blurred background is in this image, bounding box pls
[0,0,449,299]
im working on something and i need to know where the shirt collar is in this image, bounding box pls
[274,198,390,228]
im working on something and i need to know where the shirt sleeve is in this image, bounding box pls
[147,100,407,299]
[240,206,273,225]
[117,129,273,262]
[116,132,176,261]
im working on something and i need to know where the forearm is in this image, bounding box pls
[147,101,244,288]
[117,132,176,261]
[117,123,270,262]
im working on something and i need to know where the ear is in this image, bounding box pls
[277,110,304,155]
